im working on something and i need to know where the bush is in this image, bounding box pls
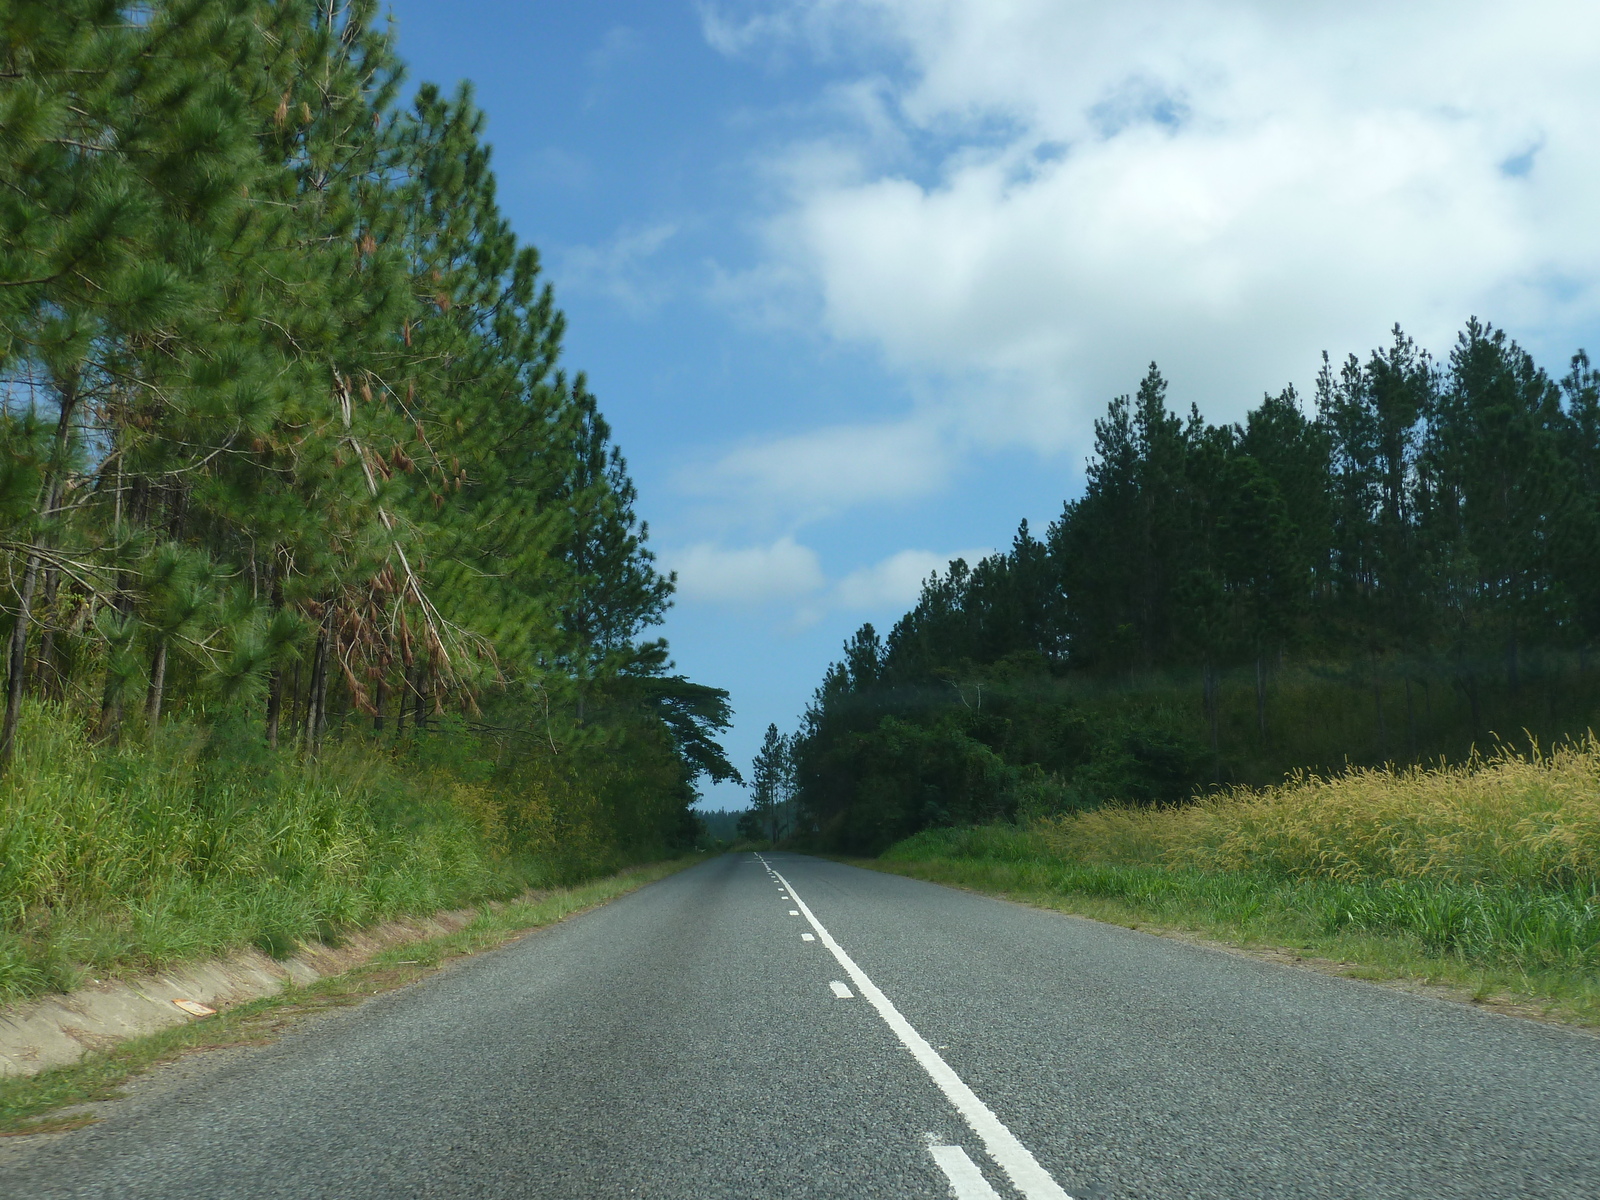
[0,704,540,1004]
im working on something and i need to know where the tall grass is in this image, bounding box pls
[0,705,555,1005]
[882,740,1600,992]
[1036,736,1600,887]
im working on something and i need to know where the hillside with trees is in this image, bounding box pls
[793,322,1600,853]
[0,0,735,994]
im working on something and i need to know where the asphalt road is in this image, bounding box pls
[5,852,1599,1199]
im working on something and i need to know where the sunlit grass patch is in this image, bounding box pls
[1034,736,1600,888]
[874,741,1600,1024]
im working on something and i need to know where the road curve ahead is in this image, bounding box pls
[5,853,1599,1199]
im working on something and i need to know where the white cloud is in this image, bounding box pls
[705,0,1600,448]
[559,223,678,314]
[665,537,993,624]
[681,418,951,524]
[832,546,991,610]
[667,537,825,605]
[698,4,795,57]
[698,0,892,64]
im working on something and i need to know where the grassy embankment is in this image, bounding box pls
[0,858,697,1135]
[869,739,1600,1023]
[0,704,663,1008]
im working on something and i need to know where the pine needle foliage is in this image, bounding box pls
[0,0,731,976]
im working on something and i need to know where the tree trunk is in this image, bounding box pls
[1372,678,1386,749]
[312,658,330,754]
[394,670,407,739]
[264,572,284,749]
[1506,635,1520,692]
[289,659,302,743]
[93,587,134,747]
[266,667,283,750]
[310,649,330,756]
[0,552,43,766]
[330,679,347,739]
[144,638,168,731]
[373,675,387,733]
[303,617,329,756]
[299,659,316,752]
[2,380,80,771]
[412,665,429,735]
[93,678,124,746]
[31,565,59,700]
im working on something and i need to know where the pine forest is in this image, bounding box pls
[793,323,1600,853]
[0,0,737,998]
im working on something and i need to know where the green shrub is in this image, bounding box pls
[0,705,539,1005]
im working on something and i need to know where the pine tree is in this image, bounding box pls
[750,723,789,844]
[1429,319,1577,696]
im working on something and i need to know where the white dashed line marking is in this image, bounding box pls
[789,910,799,915]
[830,980,854,998]
[930,1145,1004,1199]
[757,854,1073,1200]
[802,933,816,941]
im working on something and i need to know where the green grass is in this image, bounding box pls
[865,814,1600,1027]
[0,704,653,1006]
[0,856,701,1136]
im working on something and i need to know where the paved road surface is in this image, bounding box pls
[4,852,1598,1198]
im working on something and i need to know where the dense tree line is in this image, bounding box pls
[0,0,734,854]
[794,322,1600,852]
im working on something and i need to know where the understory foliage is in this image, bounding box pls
[793,323,1600,852]
[0,0,736,990]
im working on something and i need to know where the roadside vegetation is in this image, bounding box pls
[0,705,681,1005]
[0,858,697,1136]
[0,2,736,1007]
[869,740,1600,1022]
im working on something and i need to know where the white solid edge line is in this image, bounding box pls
[757,854,1073,1200]
[930,1145,1005,1200]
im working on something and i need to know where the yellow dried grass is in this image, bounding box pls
[1036,736,1600,889]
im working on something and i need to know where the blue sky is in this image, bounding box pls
[382,1,1600,809]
